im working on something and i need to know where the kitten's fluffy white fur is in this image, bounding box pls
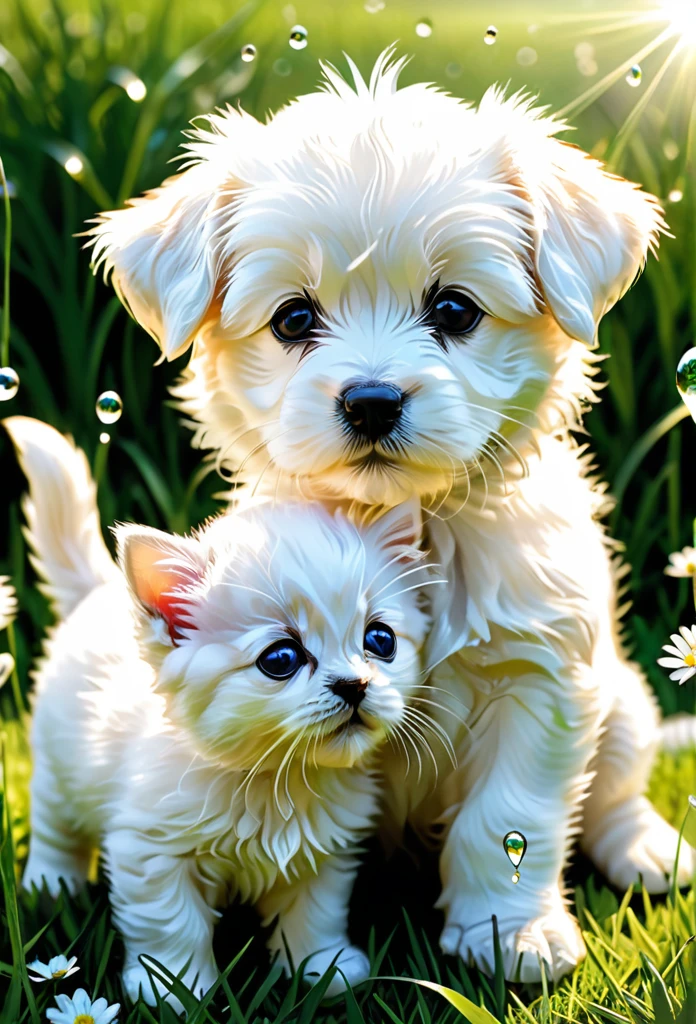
[88,50,693,981]
[7,416,432,1007]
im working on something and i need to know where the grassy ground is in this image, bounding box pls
[1,0,696,1020]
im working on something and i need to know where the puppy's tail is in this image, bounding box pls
[4,417,118,618]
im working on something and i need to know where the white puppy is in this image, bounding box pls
[89,50,692,980]
[7,416,432,1006]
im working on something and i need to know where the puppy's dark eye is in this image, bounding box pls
[432,290,484,336]
[257,639,308,680]
[270,298,316,343]
[364,622,397,662]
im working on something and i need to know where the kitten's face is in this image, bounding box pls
[121,502,431,770]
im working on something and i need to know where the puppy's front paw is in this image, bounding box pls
[303,944,370,996]
[586,797,694,893]
[441,907,585,983]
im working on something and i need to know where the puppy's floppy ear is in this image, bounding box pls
[89,162,229,360]
[115,525,208,640]
[487,90,665,347]
[530,140,664,346]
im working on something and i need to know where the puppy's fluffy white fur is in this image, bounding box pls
[7,416,432,1006]
[89,51,693,980]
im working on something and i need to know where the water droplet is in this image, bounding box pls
[677,347,696,422]
[484,25,498,45]
[64,155,83,176]
[0,366,19,401]
[663,139,679,161]
[415,19,432,38]
[99,432,111,445]
[364,0,385,11]
[574,41,595,60]
[288,25,308,49]
[516,47,537,67]
[626,64,642,87]
[273,58,292,77]
[241,43,257,63]
[96,390,123,425]
[669,188,684,203]
[503,830,527,881]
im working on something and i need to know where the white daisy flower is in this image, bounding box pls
[665,546,696,578]
[27,953,79,983]
[0,575,17,631]
[658,624,696,685]
[46,988,119,1024]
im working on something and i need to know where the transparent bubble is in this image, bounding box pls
[574,41,595,60]
[578,58,599,77]
[241,43,257,63]
[503,830,527,885]
[288,25,308,49]
[0,366,19,401]
[364,0,385,11]
[663,139,680,161]
[273,58,292,77]
[626,64,642,87]
[99,432,111,444]
[484,25,498,45]
[677,347,696,423]
[95,390,123,425]
[668,189,684,203]
[415,19,432,38]
[516,46,537,67]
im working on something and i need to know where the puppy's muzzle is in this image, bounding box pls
[341,383,403,443]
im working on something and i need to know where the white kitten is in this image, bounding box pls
[6,416,432,1008]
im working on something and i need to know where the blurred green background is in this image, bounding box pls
[1,2,696,1021]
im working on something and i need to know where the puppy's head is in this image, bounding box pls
[116,499,432,770]
[93,51,664,505]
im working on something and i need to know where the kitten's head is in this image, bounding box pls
[116,500,433,770]
[92,50,663,507]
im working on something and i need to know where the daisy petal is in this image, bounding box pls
[669,669,688,681]
[64,966,80,978]
[679,625,696,647]
[670,634,690,656]
[658,658,687,669]
[662,645,687,658]
[95,1004,121,1024]
[679,667,696,684]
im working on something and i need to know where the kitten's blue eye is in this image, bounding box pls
[256,639,307,680]
[364,622,396,662]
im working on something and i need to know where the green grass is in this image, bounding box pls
[1,0,696,1020]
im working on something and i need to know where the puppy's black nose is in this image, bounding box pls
[329,677,367,709]
[342,383,403,443]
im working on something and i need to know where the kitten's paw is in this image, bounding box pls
[441,907,585,983]
[585,798,694,893]
[303,944,370,996]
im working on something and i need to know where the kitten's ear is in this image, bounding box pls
[88,162,230,360]
[115,525,207,640]
[366,499,423,555]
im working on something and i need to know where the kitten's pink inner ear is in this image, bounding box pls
[125,536,205,643]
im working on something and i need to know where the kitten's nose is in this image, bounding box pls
[341,383,403,443]
[329,677,368,709]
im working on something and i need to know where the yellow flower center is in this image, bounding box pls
[685,653,696,667]
[687,563,695,574]
[73,1016,95,1024]
[52,969,67,978]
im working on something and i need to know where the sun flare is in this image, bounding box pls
[662,0,696,48]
